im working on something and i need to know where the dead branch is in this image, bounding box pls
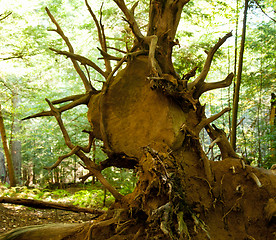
[174,0,191,6]
[253,0,276,23]
[107,46,127,54]
[0,12,12,21]
[44,130,94,171]
[181,66,198,81]
[79,172,93,182]
[50,48,108,79]
[97,48,123,61]
[85,0,112,74]
[194,72,234,98]
[45,130,94,170]
[188,32,232,92]
[22,92,93,120]
[207,135,223,154]
[199,147,214,184]
[104,56,127,94]
[0,197,105,215]
[51,93,87,104]
[45,7,93,92]
[205,124,239,159]
[145,35,162,75]
[44,98,123,200]
[196,107,231,133]
[113,0,144,41]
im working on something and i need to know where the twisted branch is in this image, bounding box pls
[50,48,108,78]
[22,92,94,120]
[205,124,239,160]
[85,0,112,74]
[194,72,234,98]
[44,131,94,170]
[188,32,232,92]
[41,98,123,200]
[114,0,144,41]
[45,7,93,92]
[196,107,231,133]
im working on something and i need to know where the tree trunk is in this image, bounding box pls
[10,90,22,185]
[0,104,16,187]
[230,0,249,151]
[270,93,276,162]
[0,152,6,183]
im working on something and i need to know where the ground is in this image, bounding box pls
[0,203,94,234]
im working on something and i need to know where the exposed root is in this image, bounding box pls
[248,172,262,188]
[222,192,244,221]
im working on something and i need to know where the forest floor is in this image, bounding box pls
[0,202,94,234]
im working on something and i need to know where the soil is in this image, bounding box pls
[0,203,94,234]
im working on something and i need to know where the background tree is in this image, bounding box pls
[231,0,249,150]
[0,104,16,187]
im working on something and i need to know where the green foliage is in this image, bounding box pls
[0,184,115,208]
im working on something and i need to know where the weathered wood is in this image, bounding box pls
[0,197,105,215]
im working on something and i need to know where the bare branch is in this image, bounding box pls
[196,107,231,133]
[188,32,232,91]
[79,172,93,182]
[44,147,81,170]
[44,98,123,200]
[45,7,93,92]
[22,92,93,120]
[45,131,94,170]
[145,35,162,75]
[130,1,139,15]
[97,47,123,61]
[107,46,127,54]
[182,66,198,81]
[51,94,86,104]
[85,0,112,73]
[205,124,239,159]
[50,47,108,78]
[113,0,144,41]
[254,0,276,23]
[172,0,190,7]
[194,72,234,98]
[104,55,128,94]
[0,12,12,21]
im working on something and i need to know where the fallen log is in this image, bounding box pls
[0,197,105,215]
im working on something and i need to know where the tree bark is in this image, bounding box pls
[270,93,276,162]
[0,197,105,215]
[10,90,22,184]
[0,104,16,187]
[0,151,6,183]
[231,0,249,151]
